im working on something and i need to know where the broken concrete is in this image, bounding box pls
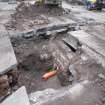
[3,1,78,38]
[1,86,30,105]
[7,16,77,38]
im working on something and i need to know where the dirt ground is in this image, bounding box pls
[6,2,65,31]
[12,34,66,93]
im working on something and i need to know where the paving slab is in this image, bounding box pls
[29,80,102,105]
[70,30,105,57]
[85,25,105,41]
[1,86,30,105]
[0,35,17,74]
[62,34,79,50]
[0,2,17,11]
[69,30,105,66]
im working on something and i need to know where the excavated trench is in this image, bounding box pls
[11,30,84,93]
[11,34,68,93]
[11,31,105,105]
[3,1,79,95]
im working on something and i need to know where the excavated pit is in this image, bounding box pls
[11,31,83,93]
[10,32,105,105]
[11,34,67,93]
[9,30,105,105]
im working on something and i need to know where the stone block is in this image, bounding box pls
[0,35,17,74]
[1,86,30,105]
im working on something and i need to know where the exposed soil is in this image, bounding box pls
[11,35,65,93]
[11,33,105,105]
[6,2,65,31]
[11,30,105,97]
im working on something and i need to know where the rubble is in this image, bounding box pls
[0,75,9,97]
[5,2,64,31]
[98,73,105,79]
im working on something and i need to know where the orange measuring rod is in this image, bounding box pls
[42,70,57,80]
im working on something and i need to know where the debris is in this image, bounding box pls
[42,70,57,80]
[69,64,79,81]
[0,75,9,97]
[0,69,19,97]
[6,2,65,31]
[22,30,34,38]
[29,88,56,104]
[7,69,19,88]
[40,53,50,61]
[98,73,105,79]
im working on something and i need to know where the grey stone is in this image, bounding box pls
[0,2,17,11]
[69,30,105,68]
[29,88,72,105]
[98,73,105,79]
[29,80,101,105]
[62,34,80,51]
[69,30,105,60]
[0,35,17,74]
[8,15,77,38]
[1,86,30,105]
[23,30,34,39]
[8,0,17,4]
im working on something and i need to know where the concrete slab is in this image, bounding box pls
[0,35,17,74]
[70,30,105,57]
[62,34,79,50]
[1,86,30,105]
[69,30,105,67]
[85,25,105,41]
[0,2,17,11]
